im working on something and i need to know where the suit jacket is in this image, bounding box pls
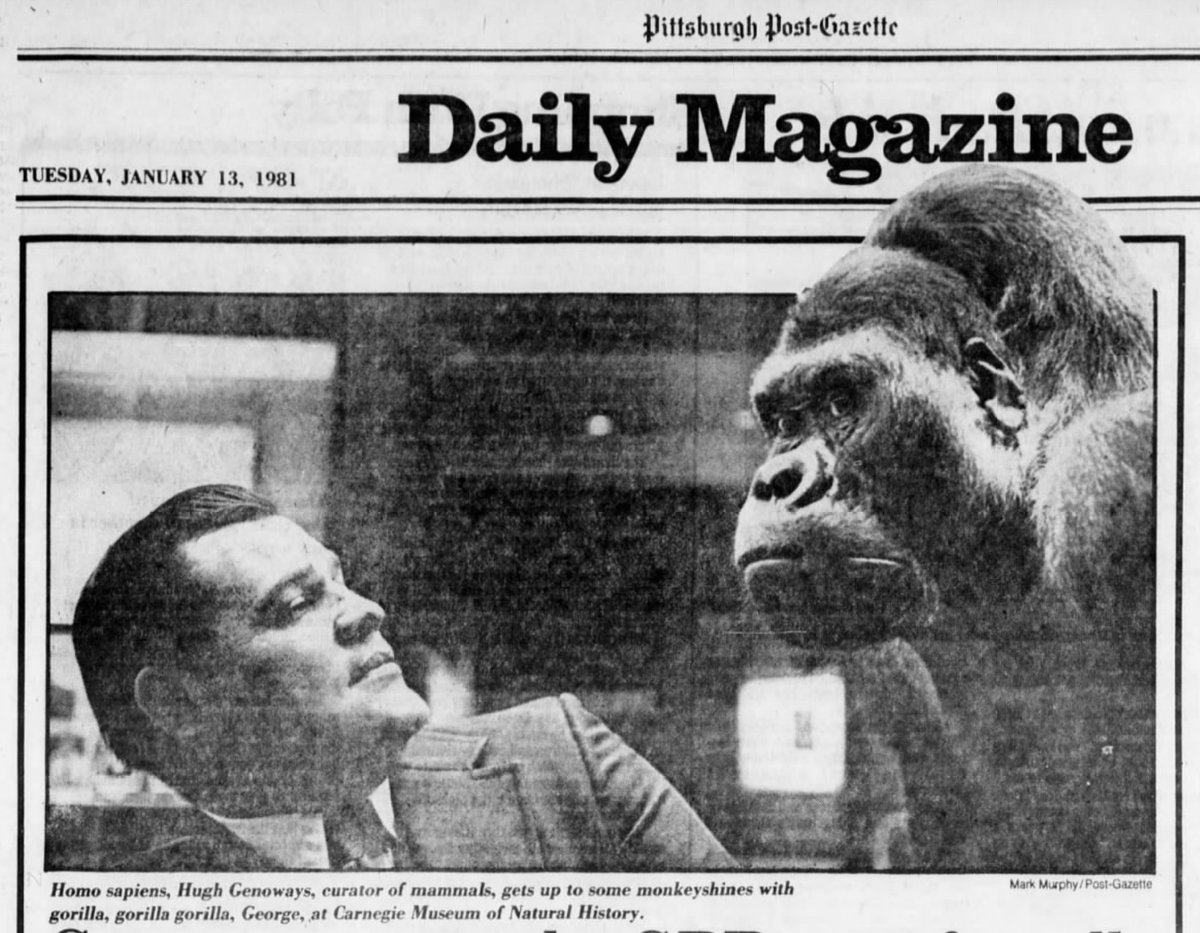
[105,694,734,870]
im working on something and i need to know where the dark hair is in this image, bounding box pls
[71,484,277,773]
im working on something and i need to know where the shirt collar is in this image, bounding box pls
[205,780,396,870]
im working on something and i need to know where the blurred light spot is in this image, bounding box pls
[585,414,615,437]
[734,409,759,431]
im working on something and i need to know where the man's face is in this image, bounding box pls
[175,516,430,810]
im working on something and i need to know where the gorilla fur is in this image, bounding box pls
[743,165,1154,638]
[865,167,1154,629]
[735,165,1156,869]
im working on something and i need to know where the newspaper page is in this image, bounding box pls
[4,2,1196,932]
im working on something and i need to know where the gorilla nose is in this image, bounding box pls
[750,440,835,509]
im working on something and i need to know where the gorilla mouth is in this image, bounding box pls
[739,551,929,647]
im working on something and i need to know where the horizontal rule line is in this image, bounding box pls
[15,195,896,206]
[16,52,1200,63]
[23,234,1180,245]
[20,234,867,244]
[16,195,1200,206]
[18,45,1200,52]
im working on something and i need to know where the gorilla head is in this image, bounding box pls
[734,166,1154,647]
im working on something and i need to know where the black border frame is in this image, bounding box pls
[18,231,1185,911]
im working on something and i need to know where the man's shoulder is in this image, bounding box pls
[468,693,588,733]
[394,694,593,773]
[104,813,277,871]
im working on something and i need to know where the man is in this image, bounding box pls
[69,484,733,870]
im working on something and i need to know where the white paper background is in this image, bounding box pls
[4,5,1198,933]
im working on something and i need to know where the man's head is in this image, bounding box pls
[72,485,430,816]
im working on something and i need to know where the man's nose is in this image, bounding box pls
[334,589,386,645]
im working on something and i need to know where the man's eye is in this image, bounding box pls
[287,596,312,613]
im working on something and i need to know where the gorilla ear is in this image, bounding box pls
[963,337,1027,433]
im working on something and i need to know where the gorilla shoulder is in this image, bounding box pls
[1032,388,1154,629]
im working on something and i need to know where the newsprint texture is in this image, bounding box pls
[3,3,1198,933]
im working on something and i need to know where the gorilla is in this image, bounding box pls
[734,166,1155,870]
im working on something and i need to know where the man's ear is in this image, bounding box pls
[133,666,207,741]
[963,337,1027,433]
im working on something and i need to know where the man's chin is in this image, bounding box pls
[320,693,431,805]
[371,683,431,742]
[350,664,431,734]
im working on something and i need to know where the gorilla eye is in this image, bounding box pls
[827,391,855,418]
[773,411,806,438]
